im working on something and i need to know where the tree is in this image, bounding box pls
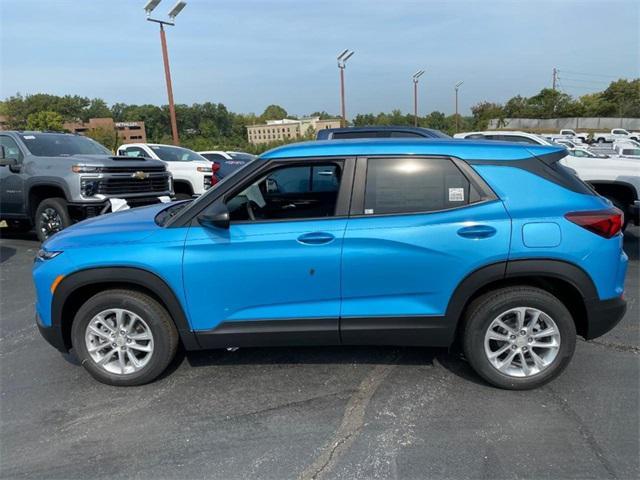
[260,104,288,121]
[26,111,64,131]
[86,126,119,152]
[471,102,505,129]
[83,98,111,121]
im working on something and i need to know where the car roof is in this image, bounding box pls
[260,138,564,161]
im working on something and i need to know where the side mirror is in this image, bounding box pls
[0,157,17,168]
[198,203,230,229]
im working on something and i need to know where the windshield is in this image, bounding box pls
[20,133,111,156]
[167,158,259,225]
[150,145,207,162]
[228,152,256,161]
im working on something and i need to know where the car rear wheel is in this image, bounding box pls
[34,197,71,242]
[462,286,576,390]
[71,289,178,386]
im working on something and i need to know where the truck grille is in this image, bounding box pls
[96,174,170,195]
[100,166,166,174]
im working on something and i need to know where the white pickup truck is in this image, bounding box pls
[592,128,640,144]
[558,129,589,143]
[117,143,215,200]
[455,130,640,227]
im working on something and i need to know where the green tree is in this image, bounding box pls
[471,102,505,129]
[26,111,64,131]
[260,104,288,121]
[83,98,112,121]
[86,126,119,152]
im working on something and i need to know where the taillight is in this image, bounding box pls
[565,208,623,238]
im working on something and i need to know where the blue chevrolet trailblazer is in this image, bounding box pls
[33,138,627,389]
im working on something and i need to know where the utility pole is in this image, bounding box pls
[552,67,557,91]
[144,0,187,146]
[454,81,464,133]
[337,49,355,128]
[412,70,424,127]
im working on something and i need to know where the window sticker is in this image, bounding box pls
[22,135,36,140]
[364,208,375,215]
[448,187,465,202]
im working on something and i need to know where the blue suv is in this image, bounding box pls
[33,139,627,389]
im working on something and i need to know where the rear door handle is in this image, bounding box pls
[297,232,335,245]
[457,225,497,239]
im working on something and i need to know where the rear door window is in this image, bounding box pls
[363,157,480,215]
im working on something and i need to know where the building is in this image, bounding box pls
[247,116,341,145]
[63,117,147,144]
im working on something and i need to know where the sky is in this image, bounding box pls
[0,0,638,118]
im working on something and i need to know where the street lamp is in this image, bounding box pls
[144,0,187,145]
[454,80,464,133]
[337,49,355,128]
[412,70,425,127]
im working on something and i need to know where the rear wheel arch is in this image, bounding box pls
[447,259,595,341]
[53,267,198,352]
[173,180,194,196]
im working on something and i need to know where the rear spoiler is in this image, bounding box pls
[528,148,568,166]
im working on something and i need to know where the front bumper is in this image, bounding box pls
[584,296,627,340]
[36,313,68,353]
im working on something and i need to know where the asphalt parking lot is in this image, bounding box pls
[1,228,638,480]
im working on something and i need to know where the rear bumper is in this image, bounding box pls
[584,296,627,340]
[36,313,68,353]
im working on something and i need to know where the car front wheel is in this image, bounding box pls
[462,286,576,390]
[71,289,178,386]
[34,197,71,242]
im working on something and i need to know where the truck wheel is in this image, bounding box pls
[71,289,179,386]
[597,137,605,143]
[462,286,576,390]
[34,198,71,242]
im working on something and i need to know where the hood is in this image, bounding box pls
[43,202,170,250]
[72,154,166,169]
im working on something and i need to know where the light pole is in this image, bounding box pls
[337,49,355,128]
[144,0,187,145]
[454,81,464,133]
[412,70,425,127]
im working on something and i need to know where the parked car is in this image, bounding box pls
[35,138,627,389]
[316,126,449,140]
[0,131,172,241]
[117,143,214,200]
[558,129,589,143]
[615,146,640,159]
[455,130,640,226]
[567,147,610,160]
[549,138,583,149]
[592,128,640,143]
[198,150,256,179]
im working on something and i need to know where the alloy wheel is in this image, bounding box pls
[483,307,561,378]
[39,207,63,239]
[85,308,155,375]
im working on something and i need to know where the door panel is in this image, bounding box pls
[341,200,511,318]
[182,218,347,332]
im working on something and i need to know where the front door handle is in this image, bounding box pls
[457,225,497,239]
[297,232,335,245]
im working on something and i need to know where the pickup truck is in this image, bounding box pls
[558,129,589,143]
[593,129,640,143]
[117,143,215,200]
[0,131,172,241]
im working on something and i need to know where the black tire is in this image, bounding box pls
[597,137,605,143]
[34,197,71,242]
[71,289,179,386]
[462,286,576,390]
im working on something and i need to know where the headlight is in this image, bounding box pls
[81,179,100,197]
[37,249,63,261]
[72,165,103,173]
[197,166,213,173]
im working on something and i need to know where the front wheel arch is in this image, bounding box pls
[53,267,198,352]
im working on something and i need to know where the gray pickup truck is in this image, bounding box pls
[0,131,172,241]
